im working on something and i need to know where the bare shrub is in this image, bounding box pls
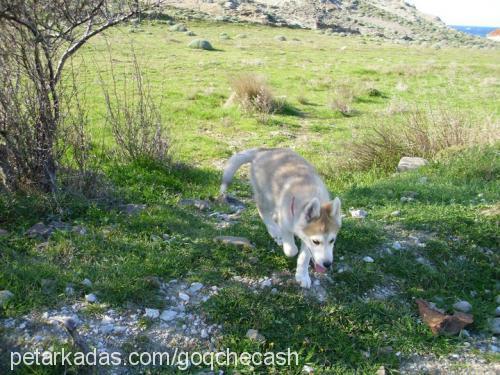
[100,49,169,163]
[0,0,145,192]
[345,108,499,171]
[227,74,278,114]
[329,83,356,116]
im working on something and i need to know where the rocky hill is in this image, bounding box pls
[163,0,496,48]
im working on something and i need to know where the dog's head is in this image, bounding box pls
[296,197,342,273]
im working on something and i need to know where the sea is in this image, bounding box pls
[449,25,498,38]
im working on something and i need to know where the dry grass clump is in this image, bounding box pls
[345,108,499,171]
[329,83,356,116]
[226,73,280,115]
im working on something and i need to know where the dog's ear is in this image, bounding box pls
[331,197,342,227]
[303,197,321,222]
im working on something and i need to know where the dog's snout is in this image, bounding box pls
[323,261,332,269]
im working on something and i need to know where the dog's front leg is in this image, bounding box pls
[295,241,311,288]
[281,230,298,257]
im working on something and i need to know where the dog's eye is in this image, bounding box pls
[312,240,320,245]
[329,238,335,244]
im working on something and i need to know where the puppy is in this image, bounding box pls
[220,148,341,288]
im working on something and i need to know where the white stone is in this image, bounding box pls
[85,294,97,303]
[179,292,190,301]
[65,285,75,296]
[363,256,374,263]
[81,278,92,287]
[160,310,178,321]
[145,308,160,319]
[391,210,401,217]
[200,328,209,338]
[188,282,204,294]
[302,365,314,374]
[495,306,500,317]
[453,300,472,313]
[0,290,14,307]
[397,157,428,172]
[350,209,368,219]
[261,279,272,288]
[392,241,403,250]
[246,329,265,343]
[490,318,500,334]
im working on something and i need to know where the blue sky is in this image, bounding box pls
[407,0,500,27]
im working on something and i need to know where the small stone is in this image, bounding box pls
[376,365,386,375]
[350,209,368,219]
[100,324,114,334]
[81,278,92,287]
[274,35,287,41]
[302,365,314,374]
[179,199,211,211]
[160,310,178,321]
[392,241,403,250]
[490,318,500,334]
[271,288,278,294]
[214,236,254,248]
[261,279,272,288]
[313,279,320,286]
[419,176,428,184]
[169,23,187,32]
[51,315,81,331]
[188,282,204,294]
[26,222,52,238]
[397,157,428,172]
[363,256,374,263]
[0,229,8,236]
[85,293,97,303]
[246,329,266,343]
[200,329,209,338]
[145,308,160,319]
[72,226,87,235]
[0,290,14,307]
[179,292,190,302]
[65,285,75,296]
[391,210,401,217]
[495,306,500,317]
[120,204,146,215]
[453,300,472,313]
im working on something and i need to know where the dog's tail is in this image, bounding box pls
[220,148,261,195]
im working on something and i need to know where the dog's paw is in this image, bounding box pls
[283,242,298,257]
[295,273,311,289]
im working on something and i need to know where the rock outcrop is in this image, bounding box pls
[163,0,497,47]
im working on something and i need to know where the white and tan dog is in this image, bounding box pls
[220,148,342,288]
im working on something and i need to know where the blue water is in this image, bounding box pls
[450,25,498,38]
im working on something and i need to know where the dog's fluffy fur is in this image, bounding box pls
[220,148,342,288]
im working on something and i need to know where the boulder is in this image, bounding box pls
[188,39,214,50]
[397,157,428,172]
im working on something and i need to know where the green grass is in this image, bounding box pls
[0,19,499,374]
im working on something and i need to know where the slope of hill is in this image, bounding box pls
[164,0,497,48]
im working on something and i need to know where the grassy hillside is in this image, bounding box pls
[0,19,499,374]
